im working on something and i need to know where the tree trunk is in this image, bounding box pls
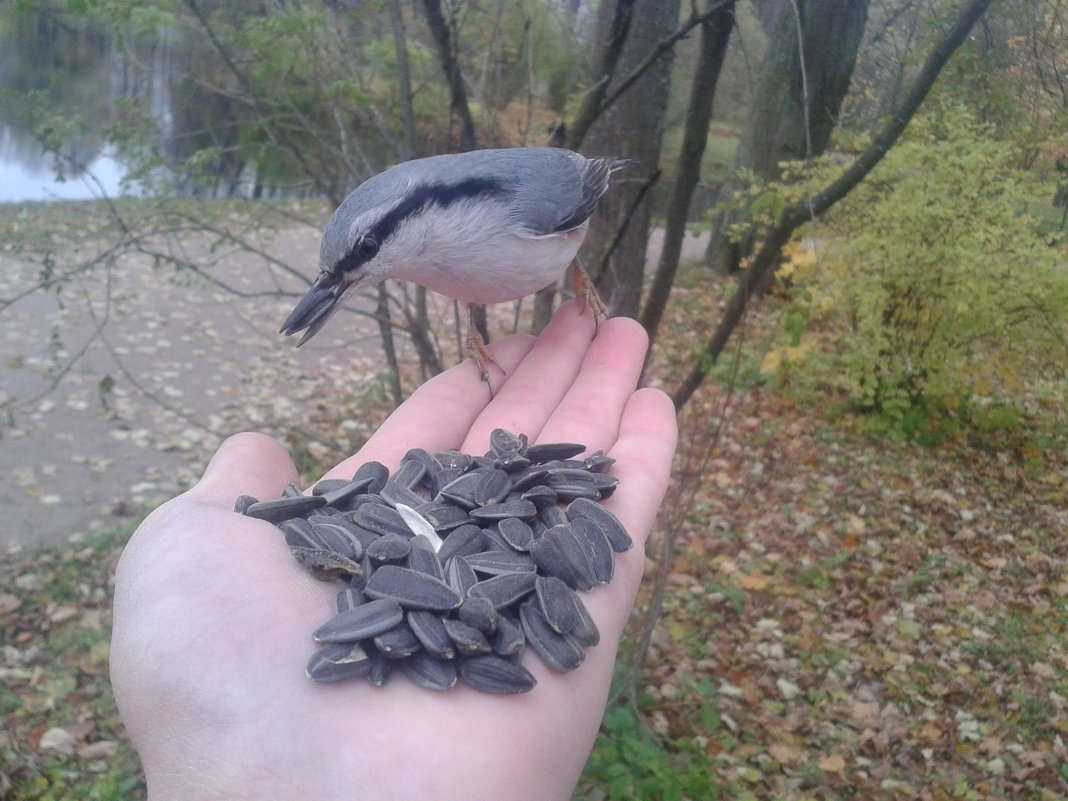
[705,0,869,275]
[421,0,478,152]
[639,0,736,350]
[673,0,996,411]
[388,0,418,160]
[578,0,681,319]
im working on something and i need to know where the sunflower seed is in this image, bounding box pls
[401,448,444,491]
[569,592,600,647]
[400,651,457,691]
[308,520,361,560]
[407,540,445,581]
[494,453,531,472]
[280,517,326,550]
[335,586,368,613]
[419,501,475,531]
[473,469,512,506]
[442,618,492,657]
[312,597,404,643]
[306,642,372,683]
[535,575,579,634]
[583,451,616,473]
[319,476,376,507]
[282,482,303,498]
[379,480,426,510]
[469,499,537,522]
[589,472,619,499]
[233,494,258,514]
[366,644,392,686]
[569,517,614,584]
[566,498,632,552]
[468,572,538,608]
[373,621,422,659]
[529,526,595,591]
[479,525,515,553]
[245,494,326,523]
[460,655,537,694]
[445,556,479,597]
[539,506,569,528]
[458,596,498,634]
[353,503,411,538]
[464,551,538,576]
[509,467,551,493]
[497,517,534,551]
[519,485,558,509]
[435,449,473,474]
[436,472,481,509]
[391,458,427,491]
[489,428,526,458]
[311,478,349,496]
[366,533,412,563]
[529,534,572,585]
[365,565,462,611]
[436,524,486,563]
[549,480,600,503]
[309,517,366,561]
[520,598,585,673]
[491,613,526,656]
[525,441,586,462]
[289,547,364,581]
[352,461,390,494]
[406,610,456,660]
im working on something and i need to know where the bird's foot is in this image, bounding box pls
[571,258,608,330]
[466,305,503,394]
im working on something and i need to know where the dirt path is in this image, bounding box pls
[0,221,709,551]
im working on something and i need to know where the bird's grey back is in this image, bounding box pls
[321,148,623,271]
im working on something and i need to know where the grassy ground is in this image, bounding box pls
[1,229,1066,799]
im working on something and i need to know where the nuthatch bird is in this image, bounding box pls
[280,147,628,387]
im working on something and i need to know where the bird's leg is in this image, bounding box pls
[466,303,503,393]
[570,256,608,329]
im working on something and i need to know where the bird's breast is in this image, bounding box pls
[389,211,588,305]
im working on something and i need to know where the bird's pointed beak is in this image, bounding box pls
[280,275,344,346]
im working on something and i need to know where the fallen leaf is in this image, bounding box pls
[818,753,846,773]
[769,743,804,765]
[739,572,770,591]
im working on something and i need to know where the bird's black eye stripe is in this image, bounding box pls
[338,177,507,274]
[370,177,509,249]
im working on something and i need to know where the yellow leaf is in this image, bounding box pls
[738,573,771,591]
[760,349,783,375]
[769,743,803,765]
[818,754,846,773]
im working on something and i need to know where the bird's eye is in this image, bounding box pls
[356,238,379,262]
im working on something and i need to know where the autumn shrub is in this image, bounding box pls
[765,108,1067,428]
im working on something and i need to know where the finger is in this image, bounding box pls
[532,315,650,453]
[187,432,298,509]
[579,387,678,637]
[322,332,537,480]
[460,300,601,452]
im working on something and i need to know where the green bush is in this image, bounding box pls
[774,107,1067,422]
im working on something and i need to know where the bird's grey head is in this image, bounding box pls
[279,164,508,346]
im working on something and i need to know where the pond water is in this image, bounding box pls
[0,142,130,203]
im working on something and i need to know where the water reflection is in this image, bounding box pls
[0,3,124,201]
[0,3,290,203]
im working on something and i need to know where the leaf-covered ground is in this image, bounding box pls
[1,213,1065,799]
[595,383,1067,800]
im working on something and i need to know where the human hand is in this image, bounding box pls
[110,301,678,801]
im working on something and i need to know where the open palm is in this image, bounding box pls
[110,301,677,801]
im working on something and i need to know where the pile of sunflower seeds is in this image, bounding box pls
[235,429,631,694]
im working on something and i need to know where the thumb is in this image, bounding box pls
[187,432,299,509]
